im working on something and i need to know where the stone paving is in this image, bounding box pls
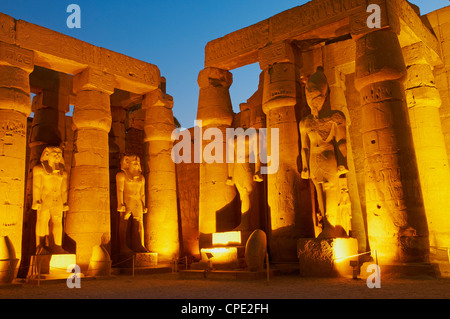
[0,272,448,300]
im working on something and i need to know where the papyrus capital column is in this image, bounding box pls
[354,29,429,263]
[67,67,115,269]
[403,42,450,251]
[0,41,34,264]
[259,41,313,262]
[142,88,179,262]
[196,67,236,248]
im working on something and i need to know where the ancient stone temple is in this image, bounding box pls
[1,0,450,284]
[176,0,450,277]
[0,12,179,280]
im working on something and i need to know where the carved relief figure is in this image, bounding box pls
[299,67,350,238]
[32,146,68,255]
[116,155,148,253]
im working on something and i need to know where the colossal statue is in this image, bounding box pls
[32,146,69,255]
[299,67,350,238]
[226,129,263,232]
[116,155,148,253]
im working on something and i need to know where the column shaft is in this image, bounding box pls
[66,67,114,268]
[404,43,450,251]
[197,67,237,247]
[143,89,179,261]
[0,42,34,263]
[260,42,313,262]
[354,30,429,263]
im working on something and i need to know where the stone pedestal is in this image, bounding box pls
[297,237,358,277]
[87,245,111,277]
[192,247,243,270]
[28,254,76,279]
[135,252,158,267]
[114,252,158,268]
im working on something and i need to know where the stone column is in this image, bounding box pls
[403,43,450,251]
[22,72,70,270]
[327,67,367,253]
[66,67,114,268]
[142,88,179,262]
[196,67,237,248]
[108,102,126,259]
[0,42,34,263]
[259,41,313,262]
[354,30,428,263]
[0,42,34,260]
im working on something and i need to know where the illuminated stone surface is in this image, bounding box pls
[0,236,18,284]
[1,0,450,283]
[116,155,147,254]
[142,89,179,262]
[245,229,267,272]
[32,146,68,255]
[297,237,358,277]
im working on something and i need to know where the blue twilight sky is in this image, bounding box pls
[0,0,448,128]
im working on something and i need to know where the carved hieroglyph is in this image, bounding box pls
[354,29,429,263]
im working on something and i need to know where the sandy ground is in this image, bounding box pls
[0,272,449,300]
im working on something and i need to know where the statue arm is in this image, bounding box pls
[32,166,43,210]
[62,171,69,211]
[334,112,348,174]
[116,172,126,212]
[299,120,310,179]
[226,136,235,185]
[141,178,147,214]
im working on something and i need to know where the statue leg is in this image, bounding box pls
[136,216,147,252]
[323,174,340,228]
[50,211,63,247]
[35,209,50,254]
[313,181,325,227]
[118,213,132,254]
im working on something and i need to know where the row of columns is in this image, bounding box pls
[198,28,450,264]
[0,42,179,270]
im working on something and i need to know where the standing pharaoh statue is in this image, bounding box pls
[299,67,350,238]
[32,146,69,255]
[226,128,263,231]
[116,155,148,254]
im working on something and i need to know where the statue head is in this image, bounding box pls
[121,155,142,177]
[40,146,64,171]
[305,66,328,114]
